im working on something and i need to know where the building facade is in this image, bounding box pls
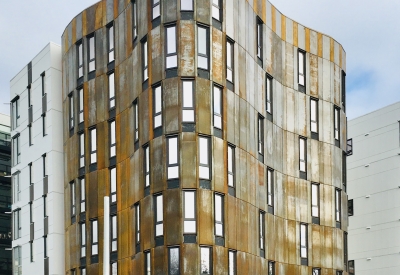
[10,43,65,275]
[62,1,348,274]
[347,102,400,275]
[0,113,12,274]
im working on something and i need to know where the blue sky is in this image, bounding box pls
[1,0,400,119]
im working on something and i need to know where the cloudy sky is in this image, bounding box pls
[1,0,400,119]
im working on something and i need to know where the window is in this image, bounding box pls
[70,181,76,219]
[155,193,163,237]
[336,271,343,275]
[42,113,46,136]
[144,250,151,275]
[11,96,20,129]
[182,80,195,122]
[259,211,265,256]
[87,34,95,72]
[12,134,20,165]
[133,99,139,142]
[335,188,341,227]
[135,203,140,245]
[212,0,221,21]
[132,0,138,40]
[80,222,86,257]
[298,50,306,91]
[311,183,320,223]
[142,38,148,81]
[152,0,160,20]
[111,262,118,275]
[299,137,307,174]
[266,75,273,116]
[342,153,347,191]
[90,128,97,164]
[168,247,180,275]
[80,178,86,213]
[28,124,32,146]
[110,167,117,204]
[227,145,235,192]
[166,25,177,69]
[108,72,115,110]
[81,268,86,275]
[213,85,222,130]
[226,38,234,84]
[200,247,212,274]
[77,41,83,78]
[310,98,318,135]
[334,106,340,145]
[258,115,264,157]
[348,260,354,275]
[13,209,21,239]
[111,215,117,252]
[29,163,33,185]
[341,71,346,111]
[348,199,353,216]
[78,88,84,124]
[312,268,321,275]
[91,220,98,255]
[43,195,47,217]
[79,133,85,168]
[214,193,224,237]
[181,0,193,10]
[256,18,263,62]
[197,25,209,70]
[69,93,74,129]
[108,24,115,63]
[167,136,179,179]
[41,71,46,96]
[153,85,163,129]
[199,136,211,180]
[300,223,308,263]
[267,169,274,213]
[30,241,34,262]
[144,145,150,187]
[268,261,275,275]
[13,246,22,275]
[42,154,47,177]
[110,120,116,158]
[183,190,196,234]
[13,172,20,202]
[344,232,348,271]
[228,250,236,275]
[346,139,353,156]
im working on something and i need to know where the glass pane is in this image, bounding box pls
[181,0,193,10]
[215,224,223,236]
[92,221,98,242]
[198,27,207,55]
[112,262,117,275]
[300,162,305,172]
[212,6,220,20]
[184,220,196,233]
[299,139,304,158]
[214,115,222,129]
[169,248,179,275]
[111,121,116,144]
[153,5,160,19]
[199,138,208,165]
[198,56,208,70]
[110,168,116,193]
[79,89,84,111]
[184,192,195,218]
[155,87,162,113]
[168,137,178,164]
[109,51,114,62]
[109,73,115,98]
[157,195,163,221]
[167,27,176,54]
[312,206,318,217]
[311,100,316,120]
[183,81,193,107]
[214,87,221,115]
[301,247,307,257]
[227,69,233,82]
[145,147,149,172]
[228,146,233,172]
[229,251,234,275]
[154,114,162,128]
[89,61,95,72]
[215,195,222,221]
[228,175,233,187]
[156,223,163,236]
[78,44,83,65]
[226,42,232,67]
[312,184,318,205]
[299,52,304,74]
[91,129,96,151]
[300,225,306,245]
[146,252,151,274]
[109,26,114,49]
[144,42,148,65]
[299,75,304,86]
[311,121,317,133]
[89,37,95,59]
[112,216,117,238]
[199,166,209,179]
[200,247,210,274]
[182,110,194,122]
[168,166,179,179]
[167,55,177,68]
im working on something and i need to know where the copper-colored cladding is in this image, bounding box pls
[62,0,347,274]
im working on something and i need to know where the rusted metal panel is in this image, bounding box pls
[236,200,248,252]
[151,137,165,193]
[287,219,296,264]
[165,189,182,245]
[195,0,210,25]
[150,27,162,84]
[285,42,294,89]
[137,0,148,44]
[163,0,177,23]
[196,78,211,135]
[139,89,150,145]
[272,31,283,84]
[309,54,319,97]
[226,195,237,249]
[95,1,104,31]
[85,4,96,35]
[237,251,249,275]
[106,0,114,24]
[88,170,99,219]
[180,21,195,77]
[213,137,225,193]
[116,10,127,66]
[198,189,213,245]
[163,78,179,134]
[257,162,266,210]
[182,244,199,274]
[142,195,154,250]
[119,209,130,258]
[212,28,224,85]
[181,133,197,188]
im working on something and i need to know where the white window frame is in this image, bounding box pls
[88,34,96,72]
[199,136,211,180]
[110,120,116,158]
[110,167,117,204]
[182,80,195,123]
[183,190,196,234]
[214,193,224,237]
[167,136,179,179]
[108,24,115,63]
[166,25,177,69]
[90,128,97,164]
[155,194,164,237]
[213,85,222,130]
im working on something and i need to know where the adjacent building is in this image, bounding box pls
[347,102,400,275]
[62,1,348,275]
[10,43,65,275]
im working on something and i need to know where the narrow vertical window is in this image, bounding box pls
[181,0,193,10]
[266,75,273,118]
[299,137,307,177]
[81,268,86,275]
[335,188,341,228]
[111,262,117,275]
[311,183,320,224]
[300,223,308,264]
[346,139,353,156]
[213,85,222,130]
[153,85,163,129]
[212,0,221,21]
[348,260,354,275]
[214,193,224,238]
[334,106,340,146]
[145,250,151,275]
[42,154,47,177]
[200,247,212,274]
[259,211,265,257]
[166,25,177,69]
[258,115,264,160]
[28,124,32,146]
[142,38,148,82]
[111,215,117,252]
[182,80,195,123]
[80,178,86,213]
[197,25,209,71]
[227,145,235,195]
[78,88,84,124]
[298,50,306,92]
[144,145,150,188]
[199,136,210,180]
[348,199,353,216]
[110,167,117,204]
[256,18,263,63]
[336,271,343,275]
[12,134,20,165]
[13,209,21,239]
[344,232,348,271]
[268,261,275,275]
[312,268,321,275]
[155,194,164,238]
[152,0,160,20]
[70,181,76,220]
[42,113,46,136]
[226,38,234,84]
[11,96,20,129]
[108,72,115,110]
[133,99,139,142]
[87,34,96,73]
[132,0,138,40]
[167,136,179,179]
[69,92,74,129]
[13,247,22,274]
[108,24,115,63]
[41,72,46,96]
[30,241,34,262]
[342,152,347,191]
[91,220,98,255]
[12,172,20,202]
[168,247,180,275]
[228,250,236,275]
[110,120,116,158]
[80,222,86,257]
[310,98,318,138]
[183,190,196,234]
[135,203,140,248]
[79,133,85,168]
[77,41,83,78]
[341,70,346,111]
[90,128,97,164]
[267,169,274,213]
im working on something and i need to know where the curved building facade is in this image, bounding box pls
[62,1,348,274]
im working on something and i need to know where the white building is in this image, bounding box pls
[347,102,400,275]
[10,43,64,275]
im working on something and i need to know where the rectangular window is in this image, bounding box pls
[110,120,116,158]
[259,211,265,255]
[153,85,163,129]
[142,38,148,81]
[108,24,115,63]
[310,98,318,134]
[199,136,211,180]
[43,195,47,217]
[166,25,177,69]
[266,75,273,115]
[78,88,84,124]
[200,247,212,274]
[258,115,264,156]
[213,85,222,130]
[13,209,21,239]
[90,128,97,164]
[11,96,20,130]
[227,145,235,189]
[81,268,86,275]
[311,183,320,221]
[152,0,160,20]
[135,203,140,245]
[335,188,341,226]
[110,167,117,204]
[42,154,47,177]
[29,163,33,185]
[77,41,83,78]
[155,193,163,237]
[13,172,20,202]
[70,181,76,218]
[111,262,117,275]
[80,178,86,213]
[13,246,22,275]
[144,145,150,187]
[183,190,196,234]
[133,99,139,141]
[42,114,46,136]
[212,0,221,21]
[12,134,20,165]
[181,0,193,10]
[341,71,346,111]
[79,133,85,168]
[344,232,348,271]
[91,220,98,255]
[300,223,308,261]
[348,199,353,216]
[226,38,234,83]
[145,250,151,275]
[214,193,224,237]
[182,80,195,122]
[111,215,117,252]
[30,241,34,262]
[80,222,86,257]
[312,268,321,275]
[88,34,95,72]
[334,106,340,144]
[69,93,74,129]
[256,18,263,61]
[168,247,180,275]
[108,72,115,110]
[336,271,343,275]
[132,0,138,40]
[346,138,353,156]
[197,25,209,70]
[41,72,46,96]
[28,124,32,146]
[267,169,274,213]
[228,250,236,275]
[348,260,354,275]
[268,261,275,275]
[167,136,179,179]
[298,50,306,90]
[299,137,307,173]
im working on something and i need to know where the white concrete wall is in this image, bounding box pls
[10,42,65,275]
[348,102,400,275]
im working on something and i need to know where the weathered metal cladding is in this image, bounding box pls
[62,0,348,274]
